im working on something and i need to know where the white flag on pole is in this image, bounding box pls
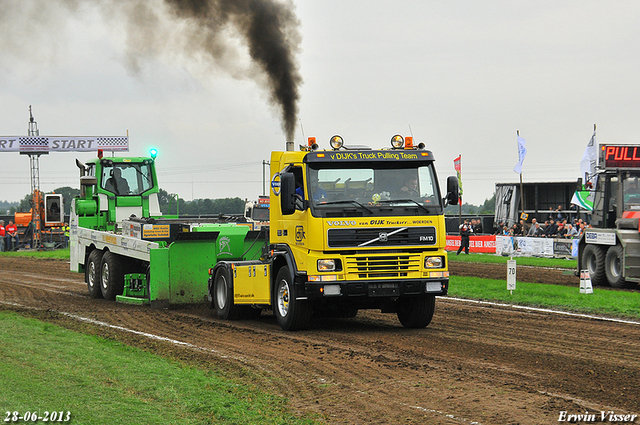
[513,135,527,174]
[580,130,597,183]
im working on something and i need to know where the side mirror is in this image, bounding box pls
[445,176,459,206]
[280,172,296,215]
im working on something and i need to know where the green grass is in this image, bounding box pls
[448,252,577,269]
[447,252,639,320]
[0,248,70,260]
[0,311,318,425]
[449,275,640,320]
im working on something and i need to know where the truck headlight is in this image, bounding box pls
[317,259,336,271]
[390,134,404,149]
[330,135,344,149]
[425,256,444,268]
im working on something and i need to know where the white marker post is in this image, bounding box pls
[507,258,516,295]
[580,270,594,294]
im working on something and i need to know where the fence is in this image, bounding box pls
[446,235,578,258]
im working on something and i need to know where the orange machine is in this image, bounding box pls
[13,190,64,248]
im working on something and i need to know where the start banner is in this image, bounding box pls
[446,235,496,253]
[0,136,128,153]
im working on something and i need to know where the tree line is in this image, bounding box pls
[444,194,495,215]
[6,187,245,217]
[5,187,495,217]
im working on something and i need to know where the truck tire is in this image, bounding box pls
[100,251,125,300]
[582,244,607,286]
[397,295,435,328]
[213,267,243,320]
[274,266,312,331]
[85,250,104,299]
[605,245,633,288]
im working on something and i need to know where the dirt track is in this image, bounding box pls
[1,256,639,424]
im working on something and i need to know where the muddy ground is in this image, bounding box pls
[0,256,638,424]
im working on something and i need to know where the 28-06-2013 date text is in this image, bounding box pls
[4,411,71,422]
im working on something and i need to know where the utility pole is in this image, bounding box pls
[21,106,46,248]
[262,160,270,196]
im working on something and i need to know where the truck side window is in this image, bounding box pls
[291,167,304,200]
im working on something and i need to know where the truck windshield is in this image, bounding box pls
[623,173,640,211]
[307,163,442,217]
[101,163,154,196]
[252,207,270,221]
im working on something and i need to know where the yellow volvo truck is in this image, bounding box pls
[208,135,459,330]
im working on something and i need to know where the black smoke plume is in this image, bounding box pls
[162,0,302,142]
[0,0,303,142]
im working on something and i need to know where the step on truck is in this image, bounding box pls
[208,135,459,330]
[69,150,264,308]
[579,144,640,289]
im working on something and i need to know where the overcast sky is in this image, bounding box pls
[1,0,640,206]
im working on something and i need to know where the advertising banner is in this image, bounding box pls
[448,235,579,257]
[446,235,496,253]
[0,136,128,153]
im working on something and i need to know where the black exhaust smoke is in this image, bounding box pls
[1,0,303,144]
[162,0,302,143]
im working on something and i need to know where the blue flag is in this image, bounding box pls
[513,135,527,174]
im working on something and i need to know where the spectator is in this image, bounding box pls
[473,219,483,234]
[6,220,18,251]
[527,218,538,236]
[512,223,521,236]
[544,219,558,237]
[494,221,504,235]
[529,222,544,237]
[565,224,578,238]
[0,220,5,252]
[556,222,566,237]
[64,223,70,248]
[457,220,472,255]
[556,205,565,221]
[519,219,529,236]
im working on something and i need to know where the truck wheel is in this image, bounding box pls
[100,251,125,300]
[397,295,436,328]
[274,266,312,331]
[605,245,633,288]
[213,267,242,320]
[582,244,607,286]
[85,250,104,299]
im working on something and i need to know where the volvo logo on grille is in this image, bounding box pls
[379,232,389,242]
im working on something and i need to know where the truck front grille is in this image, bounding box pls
[328,227,436,248]
[345,254,421,279]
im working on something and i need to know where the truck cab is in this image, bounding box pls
[579,145,640,288]
[72,153,161,233]
[209,135,459,330]
[244,196,270,230]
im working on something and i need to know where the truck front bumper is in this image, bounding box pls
[303,278,448,299]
